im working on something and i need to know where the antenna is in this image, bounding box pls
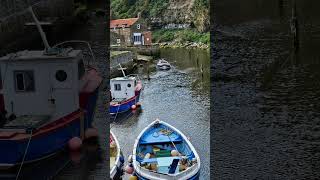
[28,6,51,52]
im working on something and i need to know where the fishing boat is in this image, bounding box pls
[156,59,171,70]
[132,119,200,180]
[0,7,102,168]
[110,131,124,179]
[109,65,143,115]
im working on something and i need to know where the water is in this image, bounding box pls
[213,0,320,179]
[111,48,210,179]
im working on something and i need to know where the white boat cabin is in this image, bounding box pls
[0,48,86,121]
[110,76,137,102]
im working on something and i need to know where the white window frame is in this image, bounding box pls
[117,38,121,44]
[14,70,35,92]
[137,24,141,29]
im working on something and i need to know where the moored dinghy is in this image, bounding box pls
[109,64,143,115]
[157,59,171,70]
[110,131,124,179]
[132,119,200,180]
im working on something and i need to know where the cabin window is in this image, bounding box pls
[55,70,67,82]
[78,60,85,80]
[114,84,121,91]
[137,24,141,29]
[127,83,131,88]
[14,71,35,92]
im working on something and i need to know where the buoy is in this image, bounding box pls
[125,164,134,174]
[85,128,99,139]
[129,175,138,180]
[171,150,179,156]
[144,153,151,159]
[131,105,137,110]
[70,151,81,164]
[128,155,133,163]
[68,137,82,151]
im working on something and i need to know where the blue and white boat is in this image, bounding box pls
[0,7,102,169]
[110,131,124,179]
[132,119,200,180]
[109,66,142,115]
[157,59,171,70]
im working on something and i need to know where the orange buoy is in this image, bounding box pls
[68,137,82,151]
[85,128,99,139]
[125,164,134,174]
[131,105,137,110]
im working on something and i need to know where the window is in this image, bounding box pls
[114,84,121,91]
[14,71,35,92]
[127,83,131,88]
[117,39,121,44]
[55,70,68,82]
[137,24,140,29]
[78,60,85,80]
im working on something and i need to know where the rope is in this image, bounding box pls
[16,129,33,180]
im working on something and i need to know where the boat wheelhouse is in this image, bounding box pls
[109,72,142,115]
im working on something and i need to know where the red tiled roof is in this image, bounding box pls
[110,18,139,28]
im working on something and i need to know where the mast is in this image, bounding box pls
[28,6,51,52]
[118,63,127,77]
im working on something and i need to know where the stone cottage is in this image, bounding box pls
[110,17,152,46]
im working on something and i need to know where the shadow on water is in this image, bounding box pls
[213,0,320,179]
[111,48,210,179]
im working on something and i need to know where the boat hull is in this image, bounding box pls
[0,88,99,167]
[109,90,141,115]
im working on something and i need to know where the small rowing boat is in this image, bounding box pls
[132,119,200,179]
[157,59,171,70]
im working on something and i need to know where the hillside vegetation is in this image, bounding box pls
[111,0,209,33]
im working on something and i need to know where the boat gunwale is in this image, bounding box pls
[110,131,122,178]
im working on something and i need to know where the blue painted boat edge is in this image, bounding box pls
[134,170,200,180]
[109,92,141,115]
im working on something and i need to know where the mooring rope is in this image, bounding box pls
[16,129,33,180]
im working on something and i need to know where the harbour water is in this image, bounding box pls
[111,48,210,179]
[212,0,320,178]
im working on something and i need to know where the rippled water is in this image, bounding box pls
[111,48,210,179]
[212,0,320,179]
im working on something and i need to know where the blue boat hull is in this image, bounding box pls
[109,91,141,115]
[0,89,99,166]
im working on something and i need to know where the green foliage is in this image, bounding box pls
[153,29,210,45]
[111,0,169,19]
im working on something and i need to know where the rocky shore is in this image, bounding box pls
[158,41,209,49]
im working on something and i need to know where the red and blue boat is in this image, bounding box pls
[109,66,143,115]
[0,7,102,169]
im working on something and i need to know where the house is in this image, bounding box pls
[110,17,152,46]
